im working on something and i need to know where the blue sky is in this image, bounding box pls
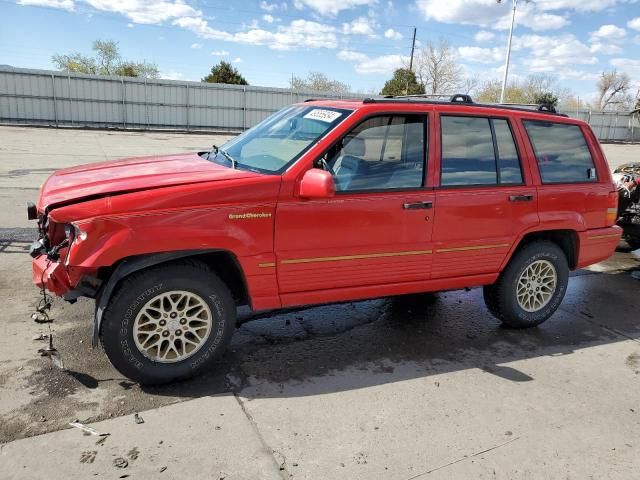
[1,0,640,101]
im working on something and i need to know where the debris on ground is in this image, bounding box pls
[80,451,97,464]
[38,347,64,370]
[113,457,129,468]
[127,447,140,461]
[32,333,48,341]
[95,435,108,446]
[160,466,167,473]
[134,412,144,424]
[69,421,109,437]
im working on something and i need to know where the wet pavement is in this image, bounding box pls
[1,127,639,479]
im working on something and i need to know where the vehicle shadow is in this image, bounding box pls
[142,268,640,399]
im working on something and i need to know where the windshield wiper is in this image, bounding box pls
[218,147,237,169]
[207,144,219,161]
[207,144,236,169]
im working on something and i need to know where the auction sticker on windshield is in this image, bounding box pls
[304,109,343,123]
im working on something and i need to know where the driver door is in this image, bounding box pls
[274,114,434,298]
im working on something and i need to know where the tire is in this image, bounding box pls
[483,241,568,328]
[101,259,236,385]
[625,234,640,250]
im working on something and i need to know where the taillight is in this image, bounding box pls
[606,190,619,226]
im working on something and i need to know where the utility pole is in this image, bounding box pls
[499,0,522,104]
[409,27,417,71]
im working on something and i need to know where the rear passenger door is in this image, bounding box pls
[432,114,539,279]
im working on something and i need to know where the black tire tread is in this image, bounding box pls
[101,258,235,384]
[483,241,568,328]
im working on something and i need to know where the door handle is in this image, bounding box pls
[403,201,433,210]
[509,194,534,202]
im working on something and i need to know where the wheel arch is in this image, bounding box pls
[93,249,249,347]
[505,229,579,271]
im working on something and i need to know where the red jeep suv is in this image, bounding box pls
[29,95,621,384]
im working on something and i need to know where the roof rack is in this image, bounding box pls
[361,93,567,117]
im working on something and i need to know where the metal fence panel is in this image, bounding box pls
[1,66,638,141]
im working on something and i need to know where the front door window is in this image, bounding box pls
[321,115,425,192]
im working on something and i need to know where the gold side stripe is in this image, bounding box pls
[436,243,510,253]
[281,250,433,265]
[607,208,618,214]
[258,262,276,268]
[588,234,620,240]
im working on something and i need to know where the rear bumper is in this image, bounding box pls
[32,255,71,296]
[576,226,622,268]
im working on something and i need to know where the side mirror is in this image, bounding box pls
[298,168,335,199]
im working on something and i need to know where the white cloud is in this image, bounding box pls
[611,58,640,78]
[629,17,640,31]
[191,42,202,48]
[127,22,133,28]
[590,24,626,42]
[293,0,376,16]
[84,0,200,24]
[211,50,229,56]
[161,71,185,80]
[415,0,568,31]
[513,33,598,73]
[175,17,338,50]
[457,46,502,64]
[533,0,618,12]
[337,49,407,74]
[17,0,74,10]
[590,43,623,55]
[232,57,243,63]
[474,30,494,42]
[260,0,286,11]
[262,14,275,23]
[384,28,403,40]
[342,16,377,36]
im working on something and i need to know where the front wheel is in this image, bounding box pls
[483,241,568,328]
[101,260,236,385]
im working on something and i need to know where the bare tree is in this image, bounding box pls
[412,40,463,95]
[597,70,632,110]
[291,72,350,94]
[52,39,159,79]
[475,74,571,106]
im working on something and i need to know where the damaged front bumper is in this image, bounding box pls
[32,255,70,297]
[32,253,101,300]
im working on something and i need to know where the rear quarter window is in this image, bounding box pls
[524,120,596,184]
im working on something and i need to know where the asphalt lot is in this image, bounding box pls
[0,126,639,479]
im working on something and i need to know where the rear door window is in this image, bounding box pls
[440,116,523,186]
[523,121,596,183]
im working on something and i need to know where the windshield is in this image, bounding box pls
[207,105,352,174]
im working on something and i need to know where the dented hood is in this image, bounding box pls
[38,151,259,210]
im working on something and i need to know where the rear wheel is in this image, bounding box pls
[101,260,236,385]
[483,241,568,328]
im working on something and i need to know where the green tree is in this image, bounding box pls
[380,68,425,96]
[202,61,248,85]
[52,39,159,78]
[533,92,559,108]
[291,72,350,94]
